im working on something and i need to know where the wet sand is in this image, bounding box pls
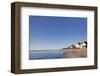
[63,48,87,58]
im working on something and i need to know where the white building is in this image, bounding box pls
[67,41,87,49]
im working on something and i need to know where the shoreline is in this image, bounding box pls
[63,48,87,58]
[29,48,87,59]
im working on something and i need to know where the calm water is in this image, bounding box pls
[29,50,64,60]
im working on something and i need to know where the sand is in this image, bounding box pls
[63,48,87,58]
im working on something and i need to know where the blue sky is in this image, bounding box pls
[29,16,87,50]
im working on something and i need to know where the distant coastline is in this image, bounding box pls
[29,41,87,60]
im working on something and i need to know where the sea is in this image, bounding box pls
[29,50,64,60]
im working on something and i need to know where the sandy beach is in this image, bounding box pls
[63,48,87,58]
